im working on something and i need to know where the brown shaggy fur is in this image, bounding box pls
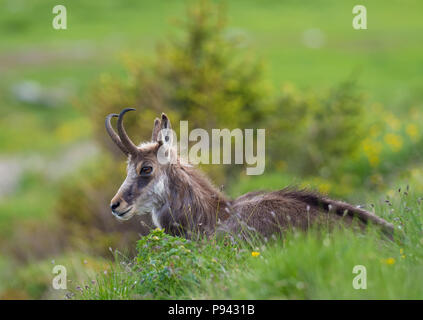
[106,110,394,240]
[155,162,394,238]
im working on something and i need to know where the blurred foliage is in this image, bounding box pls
[266,79,366,178]
[55,155,148,257]
[0,252,110,300]
[1,156,146,263]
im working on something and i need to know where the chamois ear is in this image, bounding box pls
[160,113,172,131]
[157,113,173,146]
[151,117,161,142]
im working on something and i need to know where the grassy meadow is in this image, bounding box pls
[0,0,422,299]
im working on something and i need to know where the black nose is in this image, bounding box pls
[111,201,120,210]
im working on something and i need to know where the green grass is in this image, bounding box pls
[74,191,423,300]
[0,252,110,299]
[202,231,420,299]
[75,228,253,300]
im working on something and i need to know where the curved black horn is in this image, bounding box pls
[105,113,129,155]
[117,108,139,156]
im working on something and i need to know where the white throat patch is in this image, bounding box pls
[134,174,168,226]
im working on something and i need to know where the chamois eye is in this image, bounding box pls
[140,166,153,175]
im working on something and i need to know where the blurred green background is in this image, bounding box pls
[0,0,422,299]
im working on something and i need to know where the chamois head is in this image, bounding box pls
[105,108,174,221]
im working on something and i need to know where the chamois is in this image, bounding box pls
[105,108,394,239]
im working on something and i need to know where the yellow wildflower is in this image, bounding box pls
[382,257,396,265]
[384,133,403,152]
[251,251,260,257]
[368,154,380,167]
[406,124,419,141]
[400,248,405,259]
[318,182,331,194]
[152,236,160,241]
[362,138,381,153]
[361,138,382,167]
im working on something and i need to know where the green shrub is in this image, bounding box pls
[267,79,366,179]
[76,228,252,299]
[134,228,223,298]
